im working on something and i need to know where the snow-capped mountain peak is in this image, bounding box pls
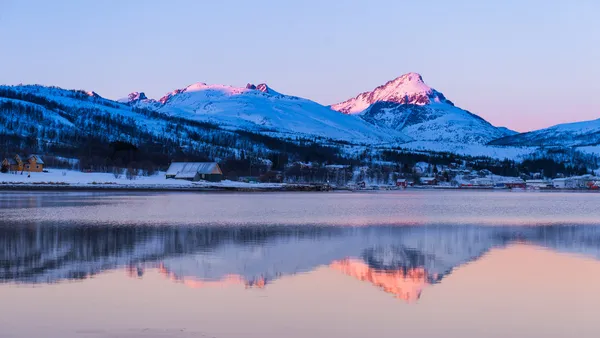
[331,72,452,114]
[86,91,101,98]
[330,73,514,144]
[117,91,148,104]
[246,83,278,95]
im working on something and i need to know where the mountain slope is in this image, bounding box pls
[0,85,319,165]
[490,118,600,147]
[331,73,515,144]
[125,82,409,144]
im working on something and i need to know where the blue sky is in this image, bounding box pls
[1,0,598,131]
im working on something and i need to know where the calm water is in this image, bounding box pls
[2,190,600,338]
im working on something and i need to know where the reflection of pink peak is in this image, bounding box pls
[157,264,267,289]
[330,258,429,303]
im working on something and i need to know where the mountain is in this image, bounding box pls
[490,118,600,147]
[2,77,596,167]
[331,73,516,144]
[1,84,356,167]
[124,82,408,144]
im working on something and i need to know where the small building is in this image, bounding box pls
[552,178,571,189]
[504,182,526,189]
[470,177,494,187]
[526,179,551,189]
[165,162,223,182]
[396,178,407,188]
[1,155,22,172]
[420,177,437,186]
[25,155,44,172]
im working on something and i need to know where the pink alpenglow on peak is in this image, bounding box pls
[117,91,149,104]
[331,72,452,114]
[246,83,277,94]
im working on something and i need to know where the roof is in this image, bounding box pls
[3,158,17,165]
[27,155,44,164]
[166,162,222,178]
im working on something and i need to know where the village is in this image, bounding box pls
[1,153,599,191]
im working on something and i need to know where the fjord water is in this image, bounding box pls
[2,191,600,338]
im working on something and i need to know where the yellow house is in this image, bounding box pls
[1,154,44,173]
[25,155,44,172]
[1,155,24,172]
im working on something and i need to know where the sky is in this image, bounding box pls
[0,0,599,132]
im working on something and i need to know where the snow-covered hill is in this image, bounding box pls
[331,73,516,144]
[0,84,300,164]
[490,117,600,147]
[123,82,408,144]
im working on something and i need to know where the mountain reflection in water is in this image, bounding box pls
[3,223,600,302]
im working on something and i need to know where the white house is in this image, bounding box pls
[165,162,223,182]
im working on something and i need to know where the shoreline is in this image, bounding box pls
[0,183,598,193]
[0,183,334,192]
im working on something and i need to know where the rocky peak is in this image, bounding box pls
[331,72,453,114]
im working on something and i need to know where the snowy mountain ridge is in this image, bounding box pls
[3,75,600,162]
[490,117,600,147]
[123,81,409,144]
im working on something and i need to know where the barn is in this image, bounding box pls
[165,162,223,182]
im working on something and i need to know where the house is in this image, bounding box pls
[165,162,222,182]
[470,177,494,187]
[420,177,437,186]
[396,178,407,188]
[526,179,551,189]
[552,178,572,189]
[504,182,526,189]
[25,155,44,172]
[2,154,44,173]
[2,155,23,172]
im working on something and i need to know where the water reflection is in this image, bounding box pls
[3,223,600,302]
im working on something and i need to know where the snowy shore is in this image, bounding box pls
[0,169,324,192]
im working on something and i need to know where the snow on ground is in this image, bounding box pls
[575,145,600,157]
[397,141,537,160]
[0,169,286,189]
[0,169,192,186]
